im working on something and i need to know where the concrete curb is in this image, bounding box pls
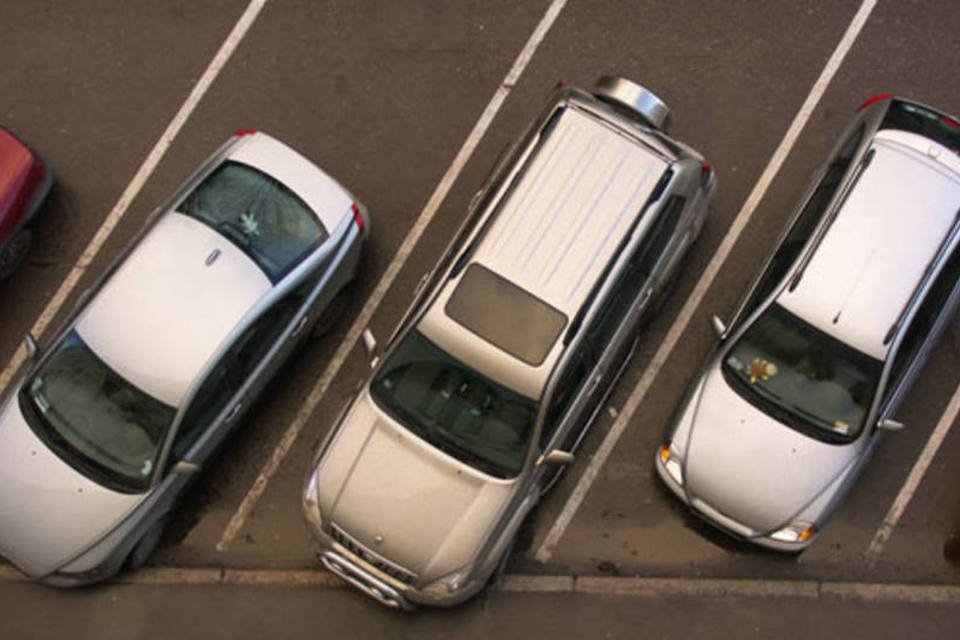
[3,564,959,603]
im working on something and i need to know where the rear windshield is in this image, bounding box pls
[445,263,568,366]
[882,100,960,153]
[180,161,327,282]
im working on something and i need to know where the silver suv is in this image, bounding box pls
[656,96,960,551]
[303,77,716,608]
[0,131,368,585]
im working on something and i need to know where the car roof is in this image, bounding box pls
[75,213,272,407]
[227,132,353,234]
[420,105,670,398]
[778,129,960,360]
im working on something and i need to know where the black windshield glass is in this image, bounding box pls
[722,304,881,442]
[180,161,327,282]
[370,331,536,478]
[19,331,175,493]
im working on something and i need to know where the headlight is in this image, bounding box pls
[301,468,323,532]
[420,563,475,597]
[769,521,816,544]
[659,441,684,486]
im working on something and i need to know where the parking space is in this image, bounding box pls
[1,0,959,603]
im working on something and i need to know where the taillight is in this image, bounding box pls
[857,94,893,111]
[235,128,257,136]
[700,161,713,189]
[351,203,365,234]
[940,115,960,131]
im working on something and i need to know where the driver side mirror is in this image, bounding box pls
[877,418,905,432]
[539,449,574,466]
[24,334,38,360]
[362,329,380,369]
[710,315,727,339]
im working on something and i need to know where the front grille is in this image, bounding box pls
[330,524,417,585]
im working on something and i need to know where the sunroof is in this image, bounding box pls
[445,263,568,366]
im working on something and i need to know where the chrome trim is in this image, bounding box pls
[320,550,413,611]
[330,524,417,585]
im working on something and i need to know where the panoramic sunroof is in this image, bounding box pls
[445,263,568,366]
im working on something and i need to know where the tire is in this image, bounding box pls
[0,228,32,279]
[127,516,167,570]
[312,288,350,338]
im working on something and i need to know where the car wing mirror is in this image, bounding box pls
[710,315,727,339]
[362,329,380,369]
[539,449,574,466]
[172,461,200,476]
[24,334,38,360]
[877,418,905,432]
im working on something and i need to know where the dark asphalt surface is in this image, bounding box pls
[1,0,959,630]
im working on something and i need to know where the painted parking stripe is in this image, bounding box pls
[534,0,878,563]
[865,380,960,563]
[216,0,570,552]
[0,0,269,394]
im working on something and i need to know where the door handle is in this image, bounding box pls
[224,403,243,423]
[585,373,602,395]
[291,315,309,338]
[639,286,653,305]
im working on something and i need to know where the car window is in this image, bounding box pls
[634,195,685,278]
[171,296,302,460]
[19,330,175,493]
[740,126,865,321]
[540,345,591,451]
[180,161,327,283]
[886,243,960,398]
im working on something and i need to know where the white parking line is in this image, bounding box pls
[216,0,569,552]
[865,380,960,563]
[0,0,268,394]
[534,0,878,563]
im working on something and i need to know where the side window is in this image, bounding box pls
[540,347,591,450]
[741,126,865,319]
[170,295,303,460]
[887,245,960,395]
[635,195,686,278]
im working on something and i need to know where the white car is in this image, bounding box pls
[0,130,368,585]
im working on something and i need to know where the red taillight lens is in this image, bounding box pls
[700,161,713,189]
[351,203,365,234]
[857,94,893,111]
[940,115,960,131]
[235,128,257,136]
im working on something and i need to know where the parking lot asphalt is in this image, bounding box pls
[1,0,959,614]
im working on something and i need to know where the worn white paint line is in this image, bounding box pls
[4,564,958,603]
[865,379,960,562]
[216,0,569,552]
[534,0,878,563]
[0,0,269,395]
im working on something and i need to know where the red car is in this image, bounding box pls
[0,126,52,278]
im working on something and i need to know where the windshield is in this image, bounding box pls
[19,330,175,493]
[180,161,327,282]
[370,330,536,478]
[722,304,881,441]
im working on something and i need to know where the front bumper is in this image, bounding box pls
[654,454,815,553]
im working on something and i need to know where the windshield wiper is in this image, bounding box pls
[431,428,507,478]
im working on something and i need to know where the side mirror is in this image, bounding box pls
[877,418,905,432]
[172,461,200,476]
[24,334,38,360]
[362,329,379,369]
[711,315,727,339]
[539,449,574,466]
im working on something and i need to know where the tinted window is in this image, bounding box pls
[370,331,536,478]
[540,347,591,450]
[172,362,235,459]
[741,127,865,319]
[20,331,175,492]
[635,195,685,278]
[181,161,327,283]
[882,100,960,152]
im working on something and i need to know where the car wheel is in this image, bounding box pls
[0,228,32,279]
[127,516,167,571]
[312,288,350,338]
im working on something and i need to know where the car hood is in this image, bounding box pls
[683,363,857,534]
[0,397,143,577]
[313,391,516,583]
